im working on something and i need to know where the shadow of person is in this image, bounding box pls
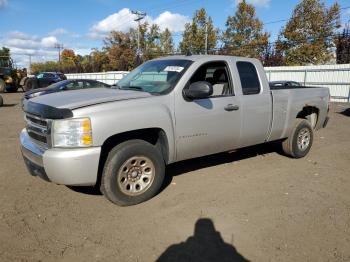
[157,218,250,262]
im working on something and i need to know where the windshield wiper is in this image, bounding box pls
[117,86,145,92]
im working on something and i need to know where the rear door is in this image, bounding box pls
[175,60,242,161]
[40,73,55,87]
[235,60,272,147]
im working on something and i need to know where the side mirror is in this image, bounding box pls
[183,81,213,100]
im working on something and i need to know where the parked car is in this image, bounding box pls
[20,55,330,206]
[269,81,301,88]
[24,79,110,99]
[23,72,67,91]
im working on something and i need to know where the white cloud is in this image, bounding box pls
[89,8,190,39]
[49,28,80,38]
[90,8,139,38]
[49,28,69,36]
[0,0,8,8]
[154,11,189,32]
[41,36,58,47]
[2,32,58,49]
[0,31,60,68]
[234,0,270,8]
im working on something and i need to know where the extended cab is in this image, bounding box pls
[20,55,330,206]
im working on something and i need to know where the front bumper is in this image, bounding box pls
[20,129,101,186]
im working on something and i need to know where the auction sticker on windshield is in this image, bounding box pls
[164,66,184,73]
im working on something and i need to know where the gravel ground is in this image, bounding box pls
[0,92,349,262]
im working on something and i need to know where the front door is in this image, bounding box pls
[175,61,241,161]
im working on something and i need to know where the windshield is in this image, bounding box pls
[115,59,192,94]
[46,80,69,89]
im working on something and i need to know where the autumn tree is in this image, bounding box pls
[103,31,136,71]
[179,8,218,54]
[222,0,269,58]
[159,28,174,54]
[279,0,340,65]
[59,48,78,72]
[61,49,76,61]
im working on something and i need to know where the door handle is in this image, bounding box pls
[224,104,239,111]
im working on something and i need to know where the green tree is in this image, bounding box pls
[145,24,162,59]
[179,8,218,54]
[222,0,269,58]
[279,0,340,65]
[336,26,350,64]
[0,47,10,58]
[147,24,161,50]
[159,28,174,54]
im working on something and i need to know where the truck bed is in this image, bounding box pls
[268,86,329,142]
[269,85,326,90]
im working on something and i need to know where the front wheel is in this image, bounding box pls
[0,79,6,93]
[101,140,165,206]
[282,119,313,158]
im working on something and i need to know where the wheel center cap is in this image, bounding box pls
[131,170,138,178]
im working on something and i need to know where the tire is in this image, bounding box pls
[101,139,165,206]
[24,78,37,91]
[6,85,18,93]
[282,119,313,158]
[0,79,5,93]
[0,95,3,107]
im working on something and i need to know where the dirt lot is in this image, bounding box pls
[0,92,349,262]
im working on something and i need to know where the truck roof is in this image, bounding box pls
[154,55,259,63]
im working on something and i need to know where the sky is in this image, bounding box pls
[0,0,350,68]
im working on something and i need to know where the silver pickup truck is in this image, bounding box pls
[20,55,330,206]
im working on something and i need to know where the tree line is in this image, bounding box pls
[24,0,350,73]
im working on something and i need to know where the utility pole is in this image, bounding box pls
[54,43,64,62]
[27,54,32,75]
[132,10,146,57]
[205,23,208,55]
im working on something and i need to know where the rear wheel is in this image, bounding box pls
[100,140,165,206]
[282,119,313,158]
[24,78,37,91]
[0,79,6,93]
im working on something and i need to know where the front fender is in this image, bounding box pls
[72,95,176,163]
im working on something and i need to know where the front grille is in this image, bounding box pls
[25,113,50,148]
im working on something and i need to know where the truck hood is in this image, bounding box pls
[28,87,152,109]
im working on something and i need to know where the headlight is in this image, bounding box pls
[52,118,92,147]
[30,91,43,98]
[4,76,13,83]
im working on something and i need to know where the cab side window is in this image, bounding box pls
[189,61,233,97]
[65,81,84,90]
[236,62,261,95]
